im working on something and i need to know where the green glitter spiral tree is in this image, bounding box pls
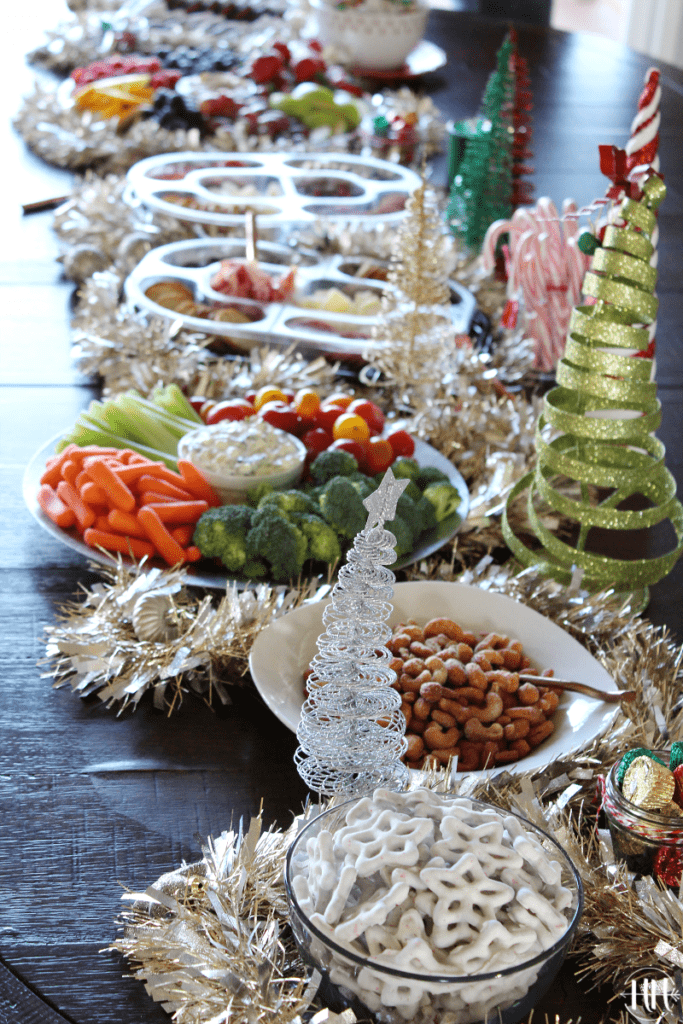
[502,173,683,593]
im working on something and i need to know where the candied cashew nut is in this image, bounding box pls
[481,740,501,768]
[539,691,560,714]
[399,673,423,694]
[528,719,555,746]
[466,691,504,723]
[423,617,464,642]
[473,648,505,670]
[389,657,404,675]
[424,655,447,683]
[444,659,467,686]
[464,718,504,742]
[507,704,544,724]
[465,662,488,690]
[423,724,461,750]
[476,633,509,651]
[458,740,483,770]
[431,709,456,729]
[511,738,532,757]
[388,633,412,654]
[400,624,424,642]
[400,703,411,725]
[487,670,519,694]
[405,734,425,761]
[517,682,540,705]
[403,657,426,678]
[410,641,434,660]
[419,682,443,703]
[412,697,432,721]
[504,719,530,741]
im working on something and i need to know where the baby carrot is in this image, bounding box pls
[135,474,193,500]
[107,508,148,539]
[137,505,186,565]
[177,459,222,506]
[39,444,79,487]
[61,459,81,487]
[84,527,156,561]
[56,480,96,532]
[112,462,162,484]
[146,499,208,524]
[37,483,76,529]
[79,481,108,507]
[171,524,194,547]
[83,457,136,512]
[94,514,112,532]
[139,490,175,505]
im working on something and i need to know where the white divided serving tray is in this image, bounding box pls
[125,151,424,227]
[124,236,476,356]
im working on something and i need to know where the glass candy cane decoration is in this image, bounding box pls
[295,469,410,798]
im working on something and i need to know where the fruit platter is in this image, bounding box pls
[24,384,469,588]
[125,237,476,355]
[124,151,424,226]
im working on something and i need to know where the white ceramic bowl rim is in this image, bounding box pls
[310,0,428,11]
[177,423,306,487]
[285,796,584,982]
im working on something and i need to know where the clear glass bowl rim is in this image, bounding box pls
[284,795,584,984]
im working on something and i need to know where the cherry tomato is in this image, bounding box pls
[364,437,394,475]
[385,427,415,458]
[199,399,216,421]
[324,392,354,409]
[294,388,321,420]
[257,400,300,434]
[188,395,208,415]
[332,412,371,442]
[347,398,385,435]
[205,398,256,424]
[301,427,332,454]
[329,437,365,469]
[313,403,347,434]
[254,385,289,411]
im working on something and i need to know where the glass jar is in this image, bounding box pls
[603,750,683,886]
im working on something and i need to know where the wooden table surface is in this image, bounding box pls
[2,4,682,1022]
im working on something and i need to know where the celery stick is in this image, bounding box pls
[153,383,203,423]
[115,396,181,454]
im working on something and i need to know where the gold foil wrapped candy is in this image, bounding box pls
[621,755,675,810]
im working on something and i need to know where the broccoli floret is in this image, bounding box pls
[390,457,420,480]
[423,481,463,523]
[309,448,359,485]
[246,507,308,582]
[404,479,423,503]
[392,491,423,543]
[290,511,342,566]
[242,557,268,578]
[246,479,275,506]
[417,465,450,489]
[348,472,375,500]
[415,493,438,532]
[386,514,413,560]
[192,504,253,572]
[318,475,367,539]
[258,489,320,517]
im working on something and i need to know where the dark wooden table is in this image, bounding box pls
[2,5,682,1022]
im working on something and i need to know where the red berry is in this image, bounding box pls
[272,41,291,64]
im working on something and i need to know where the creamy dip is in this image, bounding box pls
[178,418,304,478]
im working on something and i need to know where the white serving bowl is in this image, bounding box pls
[310,0,429,70]
[177,420,307,505]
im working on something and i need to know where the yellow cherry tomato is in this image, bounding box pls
[324,392,354,409]
[294,387,321,419]
[332,412,371,442]
[254,385,289,411]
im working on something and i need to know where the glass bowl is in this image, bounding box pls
[284,792,583,1024]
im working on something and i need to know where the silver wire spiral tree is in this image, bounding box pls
[294,470,411,798]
